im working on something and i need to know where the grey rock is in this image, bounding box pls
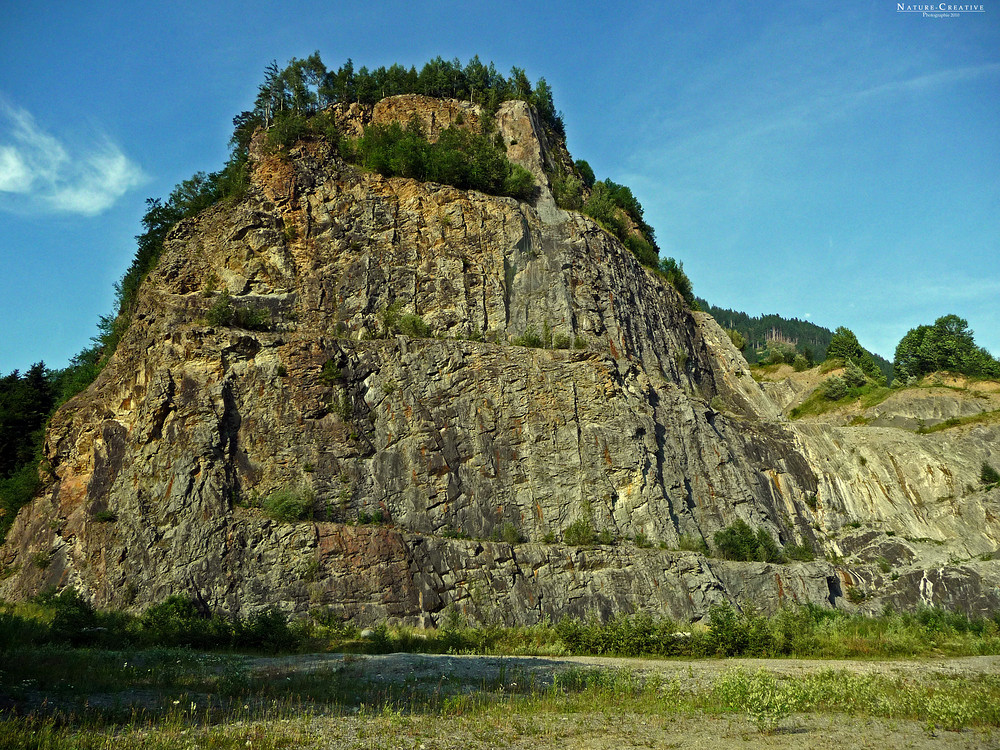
[2,96,998,624]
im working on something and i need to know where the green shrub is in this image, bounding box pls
[0,462,42,543]
[784,543,815,561]
[828,326,889,383]
[351,119,534,201]
[982,463,1000,487]
[308,110,341,144]
[38,588,99,646]
[925,692,976,732]
[563,518,596,546]
[714,668,792,733]
[678,533,710,555]
[512,325,543,348]
[704,604,749,656]
[894,314,1000,381]
[0,608,48,648]
[500,522,523,545]
[842,359,868,388]
[574,159,596,189]
[329,388,353,420]
[321,359,342,385]
[380,304,431,338]
[760,342,797,365]
[821,375,849,401]
[4,587,313,653]
[503,165,537,202]
[657,257,694,306]
[265,111,310,154]
[846,586,867,604]
[380,301,402,335]
[551,170,583,210]
[262,486,315,522]
[555,612,682,657]
[233,306,270,330]
[136,595,298,652]
[137,594,229,648]
[233,606,298,653]
[396,313,431,338]
[580,179,664,273]
[358,509,385,524]
[625,236,657,268]
[726,328,747,352]
[552,332,571,349]
[205,291,270,330]
[714,519,785,563]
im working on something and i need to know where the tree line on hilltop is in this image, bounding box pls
[703,299,998,389]
[251,53,564,134]
[698,300,838,365]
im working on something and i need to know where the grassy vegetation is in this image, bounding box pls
[783,366,1000,425]
[713,520,786,563]
[5,591,1000,661]
[916,408,1000,434]
[1,647,1000,747]
[4,593,1000,746]
[204,290,271,330]
[789,380,893,420]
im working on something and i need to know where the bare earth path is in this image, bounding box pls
[243,653,1000,750]
[250,651,1000,687]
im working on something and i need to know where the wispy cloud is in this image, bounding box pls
[627,53,1000,237]
[850,62,1000,104]
[904,276,1000,305]
[0,98,145,216]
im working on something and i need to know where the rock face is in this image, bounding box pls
[2,96,998,624]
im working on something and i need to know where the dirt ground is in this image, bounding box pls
[245,653,1000,750]
[273,712,995,750]
[250,651,1000,688]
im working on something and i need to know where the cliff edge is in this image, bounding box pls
[2,96,997,624]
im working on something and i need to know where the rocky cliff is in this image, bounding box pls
[2,96,998,625]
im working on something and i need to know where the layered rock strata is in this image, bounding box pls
[2,96,998,624]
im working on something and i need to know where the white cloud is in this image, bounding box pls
[0,99,145,216]
[0,145,32,192]
[851,63,1000,104]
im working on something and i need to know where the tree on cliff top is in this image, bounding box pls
[825,327,886,384]
[894,314,1000,381]
[252,53,565,136]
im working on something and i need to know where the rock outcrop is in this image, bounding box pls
[2,96,998,624]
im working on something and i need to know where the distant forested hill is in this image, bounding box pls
[697,298,892,379]
[697,299,834,362]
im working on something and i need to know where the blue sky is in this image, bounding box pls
[1,0,997,374]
